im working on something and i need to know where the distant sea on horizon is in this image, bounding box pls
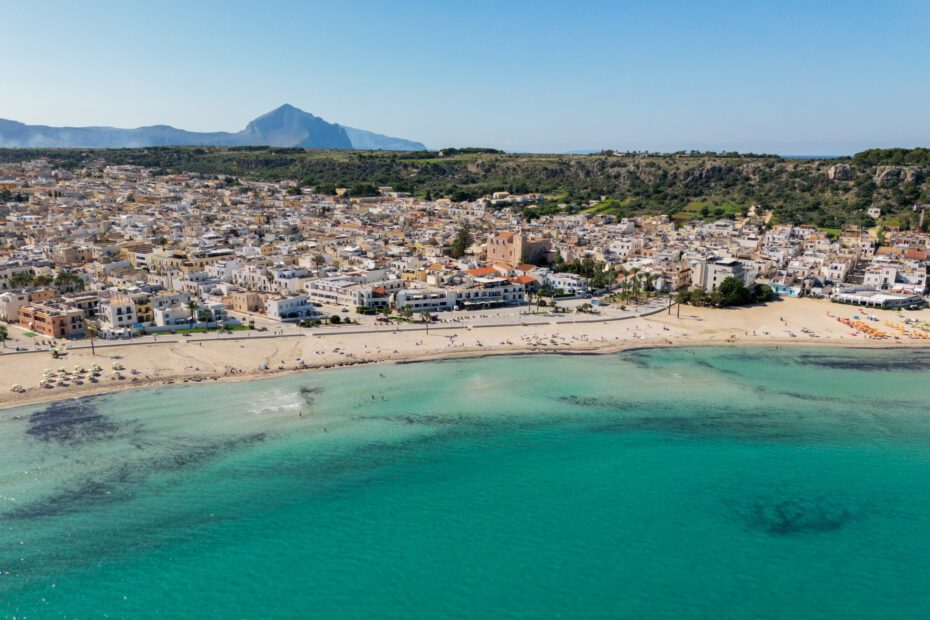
[4,347,930,618]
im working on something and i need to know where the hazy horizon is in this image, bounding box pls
[2,0,929,155]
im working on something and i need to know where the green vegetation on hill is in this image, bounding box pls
[672,200,745,222]
[852,148,930,166]
[3,147,930,229]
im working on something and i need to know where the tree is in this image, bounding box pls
[0,324,7,348]
[420,311,432,334]
[8,273,34,288]
[689,288,710,306]
[399,306,413,321]
[86,323,97,356]
[329,315,341,325]
[54,272,84,292]
[187,300,199,326]
[753,284,776,303]
[714,277,753,307]
[450,223,473,258]
[678,278,774,308]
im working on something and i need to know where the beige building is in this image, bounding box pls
[486,231,551,266]
[226,291,263,313]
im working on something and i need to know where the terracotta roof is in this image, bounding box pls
[467,267,497,276]
[511,275,536,284]
[495,231,513,239]
[905,249,927,260]
[515,263,535,272]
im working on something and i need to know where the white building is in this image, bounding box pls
[0,291,29,322]
[691,257,757,290]
[266,294,319,322]
[456,278,524,308]
[394,289,456,312]
[98,296,138,332]
[394,279,525,313]
[304,274,404,309]
[151,291,191,312]
[154,304,193,327]
[544,273,588,295]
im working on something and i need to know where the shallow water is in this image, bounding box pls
[3,347,930,618]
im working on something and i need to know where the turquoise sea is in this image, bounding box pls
[3,347,930,619]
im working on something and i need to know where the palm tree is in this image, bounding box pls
[630,270,642,304]
[187,300,199,326]
[643,273,658,298]
[54,272,84,292]
[86,323,97,355]
[420,311,431,334]
[0,324,7,348]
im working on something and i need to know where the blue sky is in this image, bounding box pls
[2,0,929,154]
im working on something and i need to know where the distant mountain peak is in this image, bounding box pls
[273,103,302,114]
[256,103,313,121]
[240,104,350,149]
[0,104,427,151]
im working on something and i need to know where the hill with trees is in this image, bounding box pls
[2,147,930,229]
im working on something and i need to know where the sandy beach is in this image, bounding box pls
[3,296,930,411]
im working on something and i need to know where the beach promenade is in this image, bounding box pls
[2,297,929,411]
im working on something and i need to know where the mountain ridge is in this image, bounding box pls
[0,104,427,151]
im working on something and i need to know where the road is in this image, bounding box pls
[0,296,674,353]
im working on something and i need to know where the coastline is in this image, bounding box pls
[4,296,930,412]
[3,330,929,413]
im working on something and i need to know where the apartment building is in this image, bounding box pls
[19,303,86,339]
[98,296,138,332]
[266,294,319,322]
